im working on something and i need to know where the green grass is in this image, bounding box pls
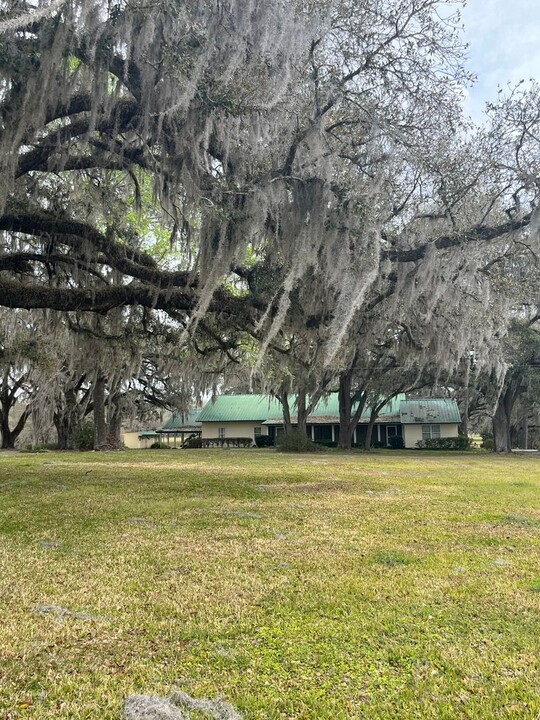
[1,449,539,719]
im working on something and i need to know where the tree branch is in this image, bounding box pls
[385,214,533,263]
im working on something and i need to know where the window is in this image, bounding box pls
[422,424,440,440]
[313,425,333,442]
[254,427,262,436]
[218,427,226,439]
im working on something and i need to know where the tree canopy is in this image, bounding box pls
[1,0,540,402]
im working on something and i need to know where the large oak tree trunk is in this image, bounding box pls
[107,392,123,447]
[364,410,378,450]
[277,385,329,442]
[53,383,81,450]
[363,394,401,450]
[492,375,522,453]
[277,392,293,436]
[54,408,81,450]
[296,392,308,438]
[93,374,107,449]
[0,406,30,448]
[492,403,512,453]
[461,359,471,439]
[0,369,30,448]
[338,371,354,450]
[337,370,370,450]
[53,413,70,450]
[0,408,14,448]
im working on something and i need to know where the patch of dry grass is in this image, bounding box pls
[0,449,539,719]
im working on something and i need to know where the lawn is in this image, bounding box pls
[0,449,539,719]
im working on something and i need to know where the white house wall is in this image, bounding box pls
[200,421,459,447]
[403,424,459,449]
[122,432,141,449]
[201,422,269,439]
[121,432,158,449]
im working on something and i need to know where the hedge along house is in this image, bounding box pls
[196,394,461,448]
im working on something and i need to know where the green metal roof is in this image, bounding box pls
[274,393,404,421]
[198,393,407,423]
[399,399,461,425]
[161,410,202,430]
[197,395,283,422]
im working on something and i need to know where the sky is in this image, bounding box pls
[461,0,540,123]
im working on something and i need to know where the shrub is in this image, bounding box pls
[371,441,386,449]
[255,435,274,448]
[150,441,170,449]
[70,422,94,451]
[315,440,338,448]
[276,429,323,452]
[202,437,254,448]
[416,436,473,450]
[480,432,494,451]
[388,436,405,449]
[183,436,202,449]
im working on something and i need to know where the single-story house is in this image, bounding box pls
[398,399,462,448]
[196,394,461,448]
